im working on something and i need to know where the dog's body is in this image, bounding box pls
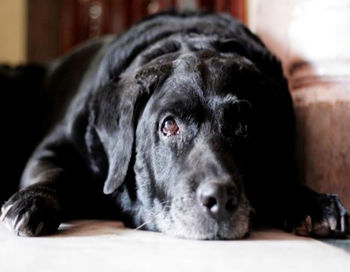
[1,12,348,239]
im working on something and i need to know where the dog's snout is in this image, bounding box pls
[198,182,238,219]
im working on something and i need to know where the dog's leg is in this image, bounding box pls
[267,91,349,237]
[0,132,104,236]
[250,166,349,238]
[284,184,349,238]
[0,180,63,236]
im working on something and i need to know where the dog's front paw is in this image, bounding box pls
[0,189,62,236]
[294,194,349,238]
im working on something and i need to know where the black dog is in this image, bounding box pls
[0,12,348,239]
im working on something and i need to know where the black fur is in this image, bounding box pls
[1,12,348,239]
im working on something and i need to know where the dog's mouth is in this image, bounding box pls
[145,194,252,240]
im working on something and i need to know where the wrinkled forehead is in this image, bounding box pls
[156,52,259,107]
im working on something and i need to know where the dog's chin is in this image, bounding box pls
[151,197,252,240]
[164,218,251,240]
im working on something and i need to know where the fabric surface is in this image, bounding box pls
[251,0,350,211]
[0,220,349,272]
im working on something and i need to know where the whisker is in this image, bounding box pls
[133,201,173,230]
[134,221,149,230]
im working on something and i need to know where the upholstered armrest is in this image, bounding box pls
[250,0,350,210]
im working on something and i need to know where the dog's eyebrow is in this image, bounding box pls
[209,94,240,107]
[142,40,181,64]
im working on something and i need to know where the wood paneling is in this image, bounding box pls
[27,0,246,62]
[27,0,60,62]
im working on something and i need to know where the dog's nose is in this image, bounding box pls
[198,182,238,219]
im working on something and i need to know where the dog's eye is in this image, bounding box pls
[235,122,248,138]
[161,117,179,136]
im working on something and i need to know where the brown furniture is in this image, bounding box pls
[27,0,246,62]
[252,0,350,210]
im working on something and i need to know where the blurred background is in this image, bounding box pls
[1,0,350,212]
[0,0,248,64]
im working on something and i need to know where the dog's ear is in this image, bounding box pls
[91,64,171,194]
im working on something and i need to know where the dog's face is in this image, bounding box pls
[96,35,278,240]
[133,54,255,239]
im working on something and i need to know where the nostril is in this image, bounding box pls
[202,196,217,210]
[225,196,238,212]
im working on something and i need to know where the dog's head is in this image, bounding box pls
[91,32,285,240]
